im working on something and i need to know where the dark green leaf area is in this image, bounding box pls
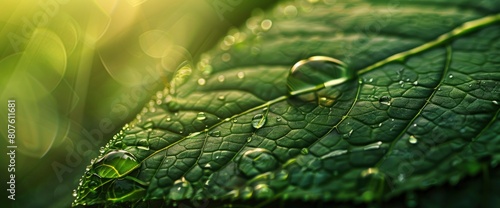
[74,0,500,206]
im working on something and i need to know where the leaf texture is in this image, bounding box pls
[74,0,500,206]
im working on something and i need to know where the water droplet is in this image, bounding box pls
[408,135,418,144]
[300,148,309,155]
[209,130,221,137]
[412,80,419,86]
[72,189,77,197]
[260,19,273,31]
[217,75,225,82]
[196,112,207,121]
[368,78,373,83]
[493,100,499,105]
[448,74,453,79]
[93,150,139,178]
[288,56,352,95]
[251,114,267,129]
[169,178,194,200]
[217,95,225,101]
[238,148,278,177]
[319,97,335,107]
[378,96,392,106]
[246,137,252,142]
[254,184,274,199]
[276,116,282,122]
[197,78,206,86]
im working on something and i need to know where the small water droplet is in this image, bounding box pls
[254,184,274,199]
[319,97,335,107]
[408,135,418,144]
[260,19,272,31]
[276,116,282,122]
[209,130,221,137]
[196,112,207,121]
[288,56,352,95]
[300,148,309,155]
[237,71,245,79]
[368,78,373,83]
[169,178,194,200]
[448,74,453,79]
[378,96,392,106]
[72,189,77,197]
[251,114,267,129]
[217,95,225,101]
[166,117,171,121]
[493,100,499,105]
[197,78,206,86]
[217,75,225,82]
[246,137,252,142]
[412,80,419,86]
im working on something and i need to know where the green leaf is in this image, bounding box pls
[74,0,500,206]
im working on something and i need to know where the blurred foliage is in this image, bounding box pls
[0,0,277,207]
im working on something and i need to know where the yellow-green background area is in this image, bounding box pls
[0,0,276,207]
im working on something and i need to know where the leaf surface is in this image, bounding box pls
[74,0,500,206]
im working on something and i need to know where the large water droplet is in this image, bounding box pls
[93,150,139,178]
[378,96,392,106]
[238,148,278,177]
[169,178,194,200]
[196,112,207,121]
[251,114,267,129]
[287,56,353,95]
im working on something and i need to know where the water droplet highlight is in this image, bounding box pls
[287,56,353,95]
[409,135,418,144]
[260,19,273,31]
[251,114,267,129]
[378,96,392,106]
[196,112,207,121]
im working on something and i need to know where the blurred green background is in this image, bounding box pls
[0,0,277,207]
